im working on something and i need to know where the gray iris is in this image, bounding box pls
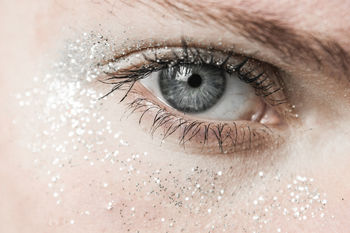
[159,64,226,113]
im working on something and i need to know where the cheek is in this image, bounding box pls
[296,128,350,230]
[46,142,332,233]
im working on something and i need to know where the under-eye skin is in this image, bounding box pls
[98,42,293,154]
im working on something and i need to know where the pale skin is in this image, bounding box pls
[0,0,350,233]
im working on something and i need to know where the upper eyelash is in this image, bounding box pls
[98,43,287,106]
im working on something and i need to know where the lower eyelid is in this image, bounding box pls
[123,83,284,155]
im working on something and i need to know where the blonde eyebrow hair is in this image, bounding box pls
[114,0,350,81]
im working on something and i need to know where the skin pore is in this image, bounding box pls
[0,0,350,232]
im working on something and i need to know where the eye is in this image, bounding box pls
[141,64,265,121]
[99,44,294,154]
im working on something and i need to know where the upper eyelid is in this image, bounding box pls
[99,45,269,81]
[98,38,262,67]
[99,44,252,74]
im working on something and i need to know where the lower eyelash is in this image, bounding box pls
[125,95,282,154]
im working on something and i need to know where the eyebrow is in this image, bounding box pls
[119,0,350,81]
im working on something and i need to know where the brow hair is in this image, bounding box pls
[124,0,350,81]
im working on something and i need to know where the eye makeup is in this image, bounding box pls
[97,42,294,154]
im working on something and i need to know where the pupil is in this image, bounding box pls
[187,74,202,88]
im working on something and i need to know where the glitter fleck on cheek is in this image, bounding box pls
[243,173,333,233]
